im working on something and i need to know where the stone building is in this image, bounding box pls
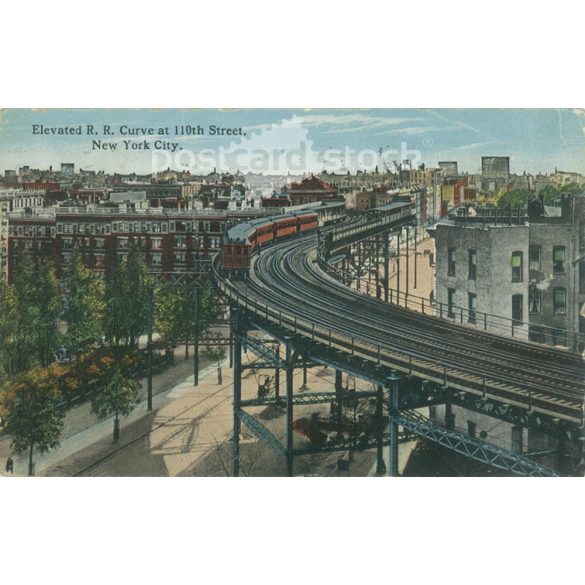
[429,194,585,349]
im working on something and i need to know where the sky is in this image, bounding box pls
[1,108,584,176]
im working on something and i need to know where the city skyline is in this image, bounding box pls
[1,109,585,176]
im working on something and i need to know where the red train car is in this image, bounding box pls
[223,211,318,271]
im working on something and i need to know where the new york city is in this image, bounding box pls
[1,108,584,477]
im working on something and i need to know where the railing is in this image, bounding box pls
[320,257,585,352]
[329,204,414,245]
[211,255,584,424]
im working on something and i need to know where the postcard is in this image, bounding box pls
[0,108,583,477]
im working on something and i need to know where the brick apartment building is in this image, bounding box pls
[7,204,270,281]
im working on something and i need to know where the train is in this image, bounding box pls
[223,210,319,271]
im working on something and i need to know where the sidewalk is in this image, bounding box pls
[0,347,214,477]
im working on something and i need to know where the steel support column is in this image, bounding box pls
[383,233,389,302]
[232,311,243,477]
[335,369,343,423]
[300,359,308,390]
[376,385,385,475]
[285,341,294,477]
[193,288,199,386]
[146,286,153,411]
[388,378,400,476]
[445,391,455,431]
[405,226,410,298]
[396,231,401,295]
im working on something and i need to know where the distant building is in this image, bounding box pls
[0,189,45,278]
[287,175,337,206]
[438,161,458,177]
[481,156,510,183]
[61,163,75,176]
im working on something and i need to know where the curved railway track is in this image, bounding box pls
[218,231,585,424]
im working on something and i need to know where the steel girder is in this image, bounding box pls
[394,411,560,477]
[237,409,286,458]
[235,334,286,368]
[240,390,378,408]
[148,268,211,287]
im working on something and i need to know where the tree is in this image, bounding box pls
[3,257,61,374]
[497,188,533,208]
[0,279,18,377]
[91,365,139,442]
[105,246,150,350]
[154,283,223,360]
[35,262,62,367]
[6,368,65,476]
[154,281,192,357]
[63,249,106,355]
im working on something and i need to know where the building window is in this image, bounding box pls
[553,246,566,273]
[512,294,523,324]
[529,285,542,314]
[447,248,456,276]
[553,287,567,315]
[151,253,162,266]
[529,325,545,344]
[529,246,541,272]
[175,235,187,248]
[447,288,455,318]
[151,237,162,249]
[511,251,523,282]
[552,328,567,347]
[468,249,477,280]
[468,293,477,324]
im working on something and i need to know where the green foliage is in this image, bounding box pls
[559,182,582,195]
[6,368,65,472]
[154,281,192,347]
[0,257,61,375]
[497,188,533,208]
[538,185,559,205]
[154,283,223,348]
[201,345,226,365]
[0,279,18,377]
[104,246,151,349]
[62,249,106,355]
[91,364,139,421]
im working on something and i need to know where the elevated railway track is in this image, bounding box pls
[214,212,585,476]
